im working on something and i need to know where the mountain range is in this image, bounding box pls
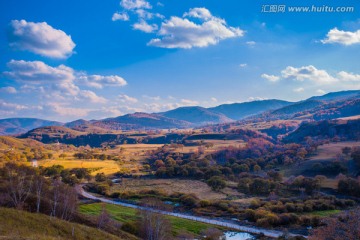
[0,90,359,135]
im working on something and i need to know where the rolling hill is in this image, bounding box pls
[92,112,192,130]
[0,118,62,135]
[160,106,233,125]
[209,99,292,120]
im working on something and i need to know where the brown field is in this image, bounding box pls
[308,141,360,161]
[110,178,242,201]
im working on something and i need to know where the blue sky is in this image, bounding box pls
[0,0,359,121]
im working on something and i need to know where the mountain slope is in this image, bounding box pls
[308,90,360,102]
[93,112,192,130]
[160,106,233,125]
[0,118,63,135]
[209,100,292,120]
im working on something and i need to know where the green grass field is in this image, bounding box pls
[78,203,222,236]
[0,207,135,240]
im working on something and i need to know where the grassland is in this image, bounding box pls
[110,178,242,201]
[39,159,121,175]
[0,207,136,240]
[78,203,221,236]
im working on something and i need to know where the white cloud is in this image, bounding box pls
[46,103,90,117]
[80,90,107,103]
[183,7,212,20]
[239,63,247,68]
[143,95,161,101]
[120,0,151,10]
[0,87,17,94]
[321,28,360,46]
[4,59,75,84]
[135,9,164,20]
[248,97,267,101]
[118,94,138,103]
[112,12,130,21]
[261,73,280,82]
[181,99,199,106]
[9,20,75,59]
[133,20,158,33]
[211,97,218,102]
[281,65,337,84]
[3,60,126,104]
[148,8,244,49]
[79,74,127,88]
[246,41,256,46]
[337,71,360,82]
[316,89,326,95]
[293,87,305,93]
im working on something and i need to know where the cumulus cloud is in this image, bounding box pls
[261,73,280,82]
[183,7,212,20]
[112,12,130,21]
[135,9,164,20]
[120,0,151,10]
[80,90,107,103]
[246,41,256,46]
[78,74,127,88]
[118,94,138,103]
[337,71,360,82]
[3,60,127,104]
[9,20,75,59]
[0,86,17,94]
[211,97,218,102]
[321,28,360,46]
[293,87,305,93]
[181,99,199,106]
[239,63,247,68]
[248,97,267,101]
[317,89,326,95]
[143,95,161,101]
[133,20,158,33]
[148,8,244,49]
[281,65,337,84]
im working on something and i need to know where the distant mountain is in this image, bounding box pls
[92,112,192,130]
[209,100,292,120]
[160,106,233,125]
[308,90,360,102]
[19,126,86,143]
[0,118,62,135]
[270,100,324,117]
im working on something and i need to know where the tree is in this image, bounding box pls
[207,176,226,192]
[138,198,172,240]
[97,204,111,230]
[2,163,34,209]
[309,208,360,240]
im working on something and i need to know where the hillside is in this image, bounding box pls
[93,112,192,130]
[0,207,135,240]
[19,126,86,143]
[283,119,360,143]
[0,118,62,135]
[308,90,360,102]
[0,136,43,149]
[209,99,292,120]
[160,106,233,125]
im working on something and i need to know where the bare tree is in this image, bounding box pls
[4,163,34,209]
[138,198,172,240]
[97,204,111,229]
[34,174,45,213]
[50,178,61,218]
[310,208,360,240]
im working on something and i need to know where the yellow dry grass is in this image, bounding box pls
[111,178,241,201]
[39,159,121,175]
